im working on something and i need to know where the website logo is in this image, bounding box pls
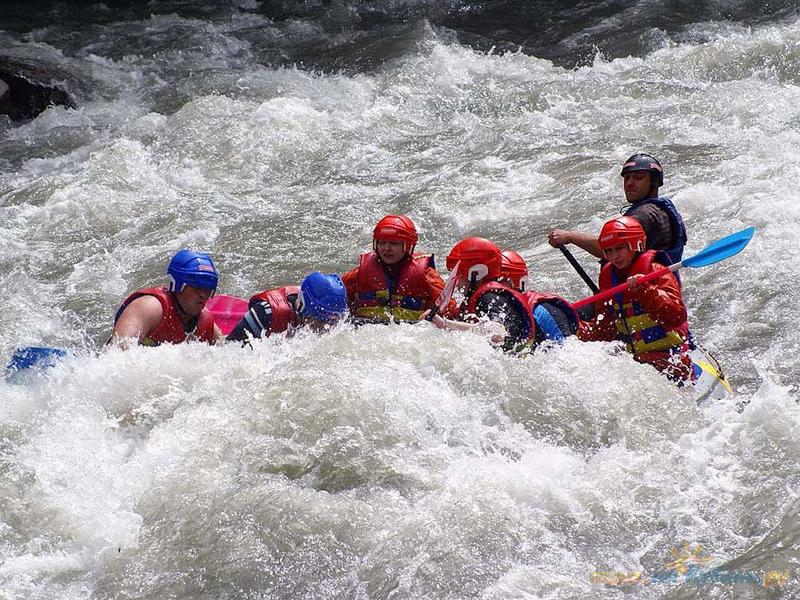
[591,543,789,589]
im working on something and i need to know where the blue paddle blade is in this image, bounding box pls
[683,227,755,268]
[6,346,67,381]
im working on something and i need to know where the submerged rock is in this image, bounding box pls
[0,56,77,122]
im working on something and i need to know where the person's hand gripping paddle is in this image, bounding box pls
[571,227,755,310]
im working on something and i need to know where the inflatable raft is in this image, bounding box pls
[5,295,735,405]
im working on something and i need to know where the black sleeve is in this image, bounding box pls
[473,291,530,351]
[626,203,673,251]
[225,300,273,343]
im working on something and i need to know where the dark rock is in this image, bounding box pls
[0,57,77,122]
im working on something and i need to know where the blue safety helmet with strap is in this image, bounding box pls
[298,272,348,324]
[621,153,664,188]
[167,249,219,293]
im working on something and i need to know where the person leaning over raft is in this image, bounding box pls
[548,153,688,264]
[426,238,577,352]
[226,272,347,343]
[110,249,223,348]
[499,249,578,345]
[341,214,457,323]
[577,217,693,381]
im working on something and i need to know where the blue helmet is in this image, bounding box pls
[299,272,347,324]
[167,249,219,293]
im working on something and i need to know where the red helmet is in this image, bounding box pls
[500,250,529,291]
[373,215,418,254]
[598,217,647,252]
[446,237,502,283]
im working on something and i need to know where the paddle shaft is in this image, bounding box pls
[426,260,461,321]
[425,304,442,321]
[558,245,599,293]
[571,262,681,310]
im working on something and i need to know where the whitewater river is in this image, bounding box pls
[1,2,799,598]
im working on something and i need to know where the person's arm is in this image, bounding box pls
[427,312,474,332]
[628,264,687,328]
[548,229,602,258]
[226,300,273,343]
[111,295,164,348]
[424,309,507,344]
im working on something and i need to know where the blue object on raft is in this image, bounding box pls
[5,346,67,382]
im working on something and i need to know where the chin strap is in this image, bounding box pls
[169,290,200,333]
[169,290,189,316]
[464,272,479,302]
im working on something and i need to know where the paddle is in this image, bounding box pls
[571,227,755,310]
[206,294,249,335]
[5,346,67,381]
[425,261,461,321]
[558,245,599,293]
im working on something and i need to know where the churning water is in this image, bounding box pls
[1,1,799,598]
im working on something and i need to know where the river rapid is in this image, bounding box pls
[1,2,799,599]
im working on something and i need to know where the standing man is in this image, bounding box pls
[548,153,688,264]
[111,249,222,347]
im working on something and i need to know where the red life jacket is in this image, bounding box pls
[352,252,435,321]
[465,280,535,340]
[114,287,216,346]
[249,286,300,334]
[598,250,689,356]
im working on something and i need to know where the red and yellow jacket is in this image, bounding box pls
[342,252,457,321]
[578,250,691,379]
